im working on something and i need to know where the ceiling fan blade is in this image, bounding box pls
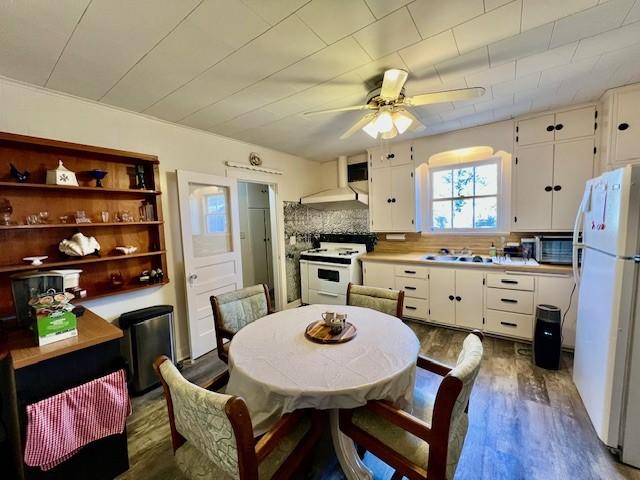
[399,109,426,131]
[304,104,375,116]
[405,87,486,106]
[380,69,409,101]
[340,113,377,140]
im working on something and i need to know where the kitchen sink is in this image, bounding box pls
[424,255,459,262]
[423,254,492,264]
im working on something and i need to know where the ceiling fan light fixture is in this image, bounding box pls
[373,110,394,133]
[381,125,398,140]
[392,111,413,134]
[362,120,379,139]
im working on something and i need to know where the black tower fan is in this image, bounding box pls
[533,304,562,370]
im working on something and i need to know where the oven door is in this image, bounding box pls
[307,262,350,296]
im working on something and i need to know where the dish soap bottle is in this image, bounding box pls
[489,242,497,257]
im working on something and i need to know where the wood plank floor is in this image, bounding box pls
[117,321,640,479]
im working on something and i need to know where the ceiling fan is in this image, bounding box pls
[304,69,486,140]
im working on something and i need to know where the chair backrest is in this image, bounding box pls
[154,357,257,480]
[211,284,271,335]
[346,283,404,318]
[448,332,484,421]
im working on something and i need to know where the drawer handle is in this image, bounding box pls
[404,270,416,274]
[500,321,518,327]
[501,298,518,303]
[404,286,417,290]
[405,306,417,310]
[500,279,518,284]
[318,291,339,298]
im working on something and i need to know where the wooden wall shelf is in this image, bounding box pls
[0,131,169,319]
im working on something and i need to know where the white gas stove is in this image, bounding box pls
[300,242,367,305]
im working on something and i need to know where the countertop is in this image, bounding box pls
[2,309,122,369]
[361,252,573,275]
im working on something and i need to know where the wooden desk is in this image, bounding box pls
[0,309,129,480]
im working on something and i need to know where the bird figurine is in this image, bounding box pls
[9,163,30,183]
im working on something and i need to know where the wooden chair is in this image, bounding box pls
[346,283,405,318]
[153,356,323,480]
[211,284,274,363]
[339,331,484,480]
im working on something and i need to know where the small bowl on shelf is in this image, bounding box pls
[88,169,108,187]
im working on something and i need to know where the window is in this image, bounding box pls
[205,193,228,234]
[430,159,499,231]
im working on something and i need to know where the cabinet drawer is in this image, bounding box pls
[486,273,534,291]
[485,310,533,340]
[394,265,428,279]
[308,289,346,306]
[402,298,429,320]
[486,288,534,314]
[394,276,428,299]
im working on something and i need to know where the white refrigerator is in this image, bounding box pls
[573,164,640,466]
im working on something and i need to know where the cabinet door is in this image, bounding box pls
[614,88,640,164]
[552,138,594,230]
[513,144,554,230]
[535,275,577,348]
[454,270,484,329]
[363,262,395,290]
[555,106,595,141]
[387,143,413,167]
[391,164,416,231]
[517,113,555,146]
[369,146,388,169]
[429,268,456,325]
[369,167,393,231]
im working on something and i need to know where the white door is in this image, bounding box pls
[369,166,393,232]
[614,88,640,163]
[554,106,595,141]
[177,170,242,360]
[454,270,484,329]
[249,209,269,286]
[517,113,555,145]
[552,138,594,230]
[514,143,554,230]
[363,262,395,289]
[429,268,456,325]
[391,164,416,231]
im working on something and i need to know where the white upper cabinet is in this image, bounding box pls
[516,106,595,146]
[612,87,640,165]
[551,138,595,230]
[513,104,596,231]
[369,162,421,233]
[368,143,413,169]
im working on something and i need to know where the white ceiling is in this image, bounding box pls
[1,0,640,161]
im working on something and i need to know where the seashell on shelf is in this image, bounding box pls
[115,245,138,255]
[59,232,101,257]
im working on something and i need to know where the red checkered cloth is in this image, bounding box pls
[24,369,131,471]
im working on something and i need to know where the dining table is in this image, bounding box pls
[226,304,421,480]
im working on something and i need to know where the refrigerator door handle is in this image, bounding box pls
[573,192,587,287]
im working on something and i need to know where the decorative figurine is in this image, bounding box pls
[9,163,30,183]
[88,169,108,187]
[46,160,78,186]
[0,198,13,225]
[23,256,48,266]
[115,245,137,255]
[134,164,147,190]
[59,232,101,257]
[249,152,262,166]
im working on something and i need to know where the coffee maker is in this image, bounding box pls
[11,272,64,327]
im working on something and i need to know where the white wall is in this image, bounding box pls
[0,77,325,360]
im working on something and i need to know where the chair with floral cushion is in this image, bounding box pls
[153,356,323,480]
[339,330,484,480]
[211,284,274,363]
[346,283,405,318]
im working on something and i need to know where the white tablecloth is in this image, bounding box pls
[226,304,420,434]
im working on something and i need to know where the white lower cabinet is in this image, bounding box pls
[429,268,484,329]
[362,262,395,290]
[485,310,533,340]
[429,268,456,325]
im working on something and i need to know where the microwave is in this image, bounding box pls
[535,235,577,264]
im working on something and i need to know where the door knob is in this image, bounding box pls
[618,123,630,131]
[188,273,198,285]
[387,198,392,203]
[555,123,564,130]
[544,186,552,192]
[448,295,455,301]
[546,125,555,132]
[455,296,462,301]
[553,185,562,191]
[387,153,395,159]
[391,198,396,203]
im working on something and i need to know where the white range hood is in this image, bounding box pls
[300,156,368,209]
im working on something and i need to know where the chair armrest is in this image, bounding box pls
[416,355,452,376]
[218,328,235,340]
[255,410,307,463]
[201,369,230,392]
[365,401,433,443]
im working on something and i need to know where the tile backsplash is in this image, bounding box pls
[283,201,369,303]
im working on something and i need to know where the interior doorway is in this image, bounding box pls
[238,181,276,304]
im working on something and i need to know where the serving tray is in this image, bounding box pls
[304,320,356,344]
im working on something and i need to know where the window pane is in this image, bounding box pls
[207,194,225,213]
[189,184,231,256]
[474,197,497,228]
[432,200,451,229]
[207,215,227,233]
[453,167,474,197]
[432,170,453,199]
[475,163,498,196]
[452,199,473,228]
